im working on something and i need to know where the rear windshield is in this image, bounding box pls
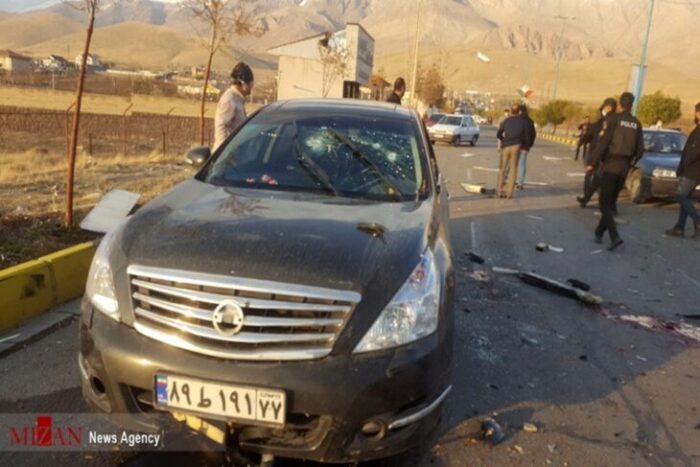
[429,113,444,123]
[205,111,427,202]
[643,132,687,154]
[439,116,462,126]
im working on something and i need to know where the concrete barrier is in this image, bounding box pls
[540,133,577,147]
[0,242,95,332]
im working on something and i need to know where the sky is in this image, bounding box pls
[0,0,180,13]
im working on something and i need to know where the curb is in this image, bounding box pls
[541,134,577,147]
[0,242,95,333]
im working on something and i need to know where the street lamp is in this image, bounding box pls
[552,14,576,101]
[409,0,423,108]
[632,0,656,115]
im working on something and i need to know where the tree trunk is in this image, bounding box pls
[199,43,215,145]
[65,6,95,228]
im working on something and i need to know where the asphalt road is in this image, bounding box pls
[1,127,699,467]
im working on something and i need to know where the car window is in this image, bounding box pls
[206,113,427,202]
[643,132,687,154]
[465,117,474,126]
[429,113,444,123]
[439,116,462,126]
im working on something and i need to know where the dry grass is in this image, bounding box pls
[0,145,195,267]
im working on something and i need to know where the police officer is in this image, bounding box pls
[577,97,617,208]
[214,62,254,150]
[588,92,644,251]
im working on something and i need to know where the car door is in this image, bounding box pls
[459,117,468,138]
[463,117,475,137]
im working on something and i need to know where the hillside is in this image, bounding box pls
[0,11,81,49]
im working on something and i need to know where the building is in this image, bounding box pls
[0,50,33,73]
[41,54,70,72]
[268,23,374,100]
[76,53,103,70]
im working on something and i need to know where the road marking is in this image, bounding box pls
[567,173,586,177]
[470,221,478,250]
[467,168,472,181]
[461,153,476,158]
[524,181,550,186]
[543,156,569,161]
[473,166,499,173]
[526,215,544,221]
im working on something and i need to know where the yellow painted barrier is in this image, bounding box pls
[0,241,96,332]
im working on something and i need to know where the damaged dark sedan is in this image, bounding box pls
[79,99,455,463]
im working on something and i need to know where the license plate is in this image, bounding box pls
[155,374,286,426]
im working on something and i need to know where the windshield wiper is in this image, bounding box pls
[325,128,404,201]
[293,135,340,196]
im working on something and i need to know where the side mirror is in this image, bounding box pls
[185,146,211,168]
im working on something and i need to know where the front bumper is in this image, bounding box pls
[79,302,452,463]
[428,132,456,143]
[650,177,700,199]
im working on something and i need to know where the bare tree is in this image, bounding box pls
[64,0,100,228]
[318,32,349,98]
[183,0,260,145]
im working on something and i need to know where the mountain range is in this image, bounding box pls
[1,0,698,109]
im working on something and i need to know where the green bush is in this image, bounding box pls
[637,91,682,126]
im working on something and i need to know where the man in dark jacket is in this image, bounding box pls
[665,102,700,238]
[386,78,406,105]
[575,116,591,160]
[516,104,536,190]
[496,103,529,198]
[577,98,617,208]
[588,92,644,250]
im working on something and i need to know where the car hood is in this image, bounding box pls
[116,180,431,294]
[431,123,458,132]
[641,153,680,171]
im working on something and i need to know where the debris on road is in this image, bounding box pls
[510,445,524,454]
[466,252,486,264]
[636,355,648,362]
[526,215,544,221]
[481,418,506,445]
[520,335,539,346]
[536,242,564,253]
[680,314,700,321]
[591,249,603,255]
[523,422,539,433]
[517,271,603,306]
[579,355,588,361]
[461,183,497,196]
[469,270,492,282]
[492,266,519,275]
[567,279,591,291]
[616,314,700,343]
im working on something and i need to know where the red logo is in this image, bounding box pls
[9,415,83,447]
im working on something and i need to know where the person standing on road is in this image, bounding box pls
[496,103,528,198]
[577,98,617,208]
[588,92,644,251]
[665,102,700,238]
[575,116,591,160]
[516,104,537,190]
[386,78,406,105]
[214,62,254,151]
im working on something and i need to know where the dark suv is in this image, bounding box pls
[79,99,455,463]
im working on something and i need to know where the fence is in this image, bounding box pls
[0,105,214,156]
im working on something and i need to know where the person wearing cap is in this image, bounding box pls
[386,77,406,105]
[577,98,617,208]
[665,102,700,238]
[587,92,644,251]
[214,62,254,150]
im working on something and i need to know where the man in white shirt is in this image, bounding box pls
[214,62,254,150]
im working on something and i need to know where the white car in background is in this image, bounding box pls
[428,114,480,146]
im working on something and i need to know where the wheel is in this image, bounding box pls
[453,135,461,146]
[627,170,648,204]
[470,135,479,146]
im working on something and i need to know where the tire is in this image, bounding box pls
[627,170,648,204]
[453,135,461,146]
[470,135,479,146]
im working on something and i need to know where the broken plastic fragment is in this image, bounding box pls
[481,418,506,445]
[523,423,538,433]
[466,252,485,264]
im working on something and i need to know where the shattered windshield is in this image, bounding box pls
[205,112,426,201]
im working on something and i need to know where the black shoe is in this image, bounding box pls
[665,228,684,238]
[594,235,603,244]
[608,238,624,251]
[576,196,587,208]
[694,221,700,239]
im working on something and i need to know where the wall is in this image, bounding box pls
[277,56,344,100]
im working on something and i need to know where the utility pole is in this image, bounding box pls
[552,15,575,101]
[409,0,423,108]
[632,0,656,115]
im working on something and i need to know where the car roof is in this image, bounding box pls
[266,99,416,121]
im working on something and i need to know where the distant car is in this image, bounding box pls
[625,128,699,203]
[424,112,445,128]
[472,115,487,125]
[428,114,480,146]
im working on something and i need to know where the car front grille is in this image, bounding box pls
[127,265,361,361]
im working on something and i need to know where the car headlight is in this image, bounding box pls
[652,168,677,178]
[354,250,440,353]
[85,224,122,321]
